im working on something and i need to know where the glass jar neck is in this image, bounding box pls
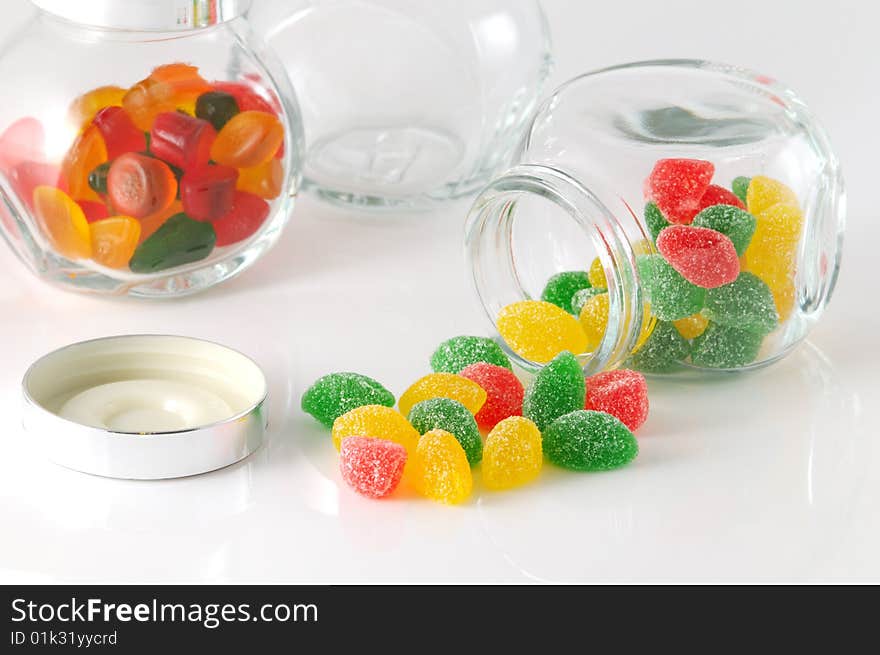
[30,0,250,31]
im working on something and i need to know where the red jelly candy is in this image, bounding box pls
[339,436,407,499]
[8,161,65,209]
[645,159,714,225]
[77,200,109,223]
[180,164,238,222]
[91,106,146,159]
[697,184,745,211]
[585,369,649,432]
[213,81,279,115]
[459,362,524,432]
[149,111,215,170]
[107,152,177,218]
[656,224,740,289]
[0,117,45,171]
[212,191,269,246]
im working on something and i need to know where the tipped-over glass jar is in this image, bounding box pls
[465,60,845,375]
[0,0,304,297]
[249,0,551,209]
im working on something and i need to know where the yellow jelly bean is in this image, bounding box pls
[331,405,420,454]
[410,429,473,504]
[32,186,91,260]
[90,216,140,269]
[673,313,709,340]
[578,292,609,351]
[497,300,589,364]
[746,175,799,216]
[482,416,542,491]
[588,256,607,288]
[398,373,486,417]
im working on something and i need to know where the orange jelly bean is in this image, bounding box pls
[138,200,182,244]
[210,111,284,168]
[90,216,141,268]
[32,186,92,260]
[236,157,283,199]
[67,85,127,129]
[62,125,107,202]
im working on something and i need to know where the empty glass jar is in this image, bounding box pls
[465,60,845,375]
[0,0,304,297]
[249,0,551,209]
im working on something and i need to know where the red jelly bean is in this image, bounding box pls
[584,369,649,432]
[339,436,407,499]
[91,106,146,159]
[211,190,269,246]
[459,362,524,432]
[77,200,110,223]
[8,161,65,209]
[656,224,740,289]
[107,153,177,218]
[149,111,215,170]
[0,117,45,171]
[697,184,746,211]
[645,158,714,225]
[181,164,238,222]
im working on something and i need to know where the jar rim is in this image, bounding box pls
[30,0,251,32]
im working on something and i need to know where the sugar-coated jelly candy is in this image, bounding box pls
[87,162,111,195]
[32,186,91,260]
[77,200,109,223]
[211,191,269,247]
[459,362,524,432]
[732,176,751,204]
[407,398,482,465]
[150,112,216,170]
[645,158,714,225]
[128,212,215,273]
[690,322,763,368]
[743,202,803,283]
[89,216,140,269]
[62,125,107,202]
[672,313,709,340]
[497,300,588,364]
[697,184,746,212]
[138,200,181,244]
[107,153,177,219]
[180,164,238,221]
[236,158,283,200]
[91,106,146,159]
[67,85,126,129]
[331,404,420,454]
[571,287,606,315]
[339,436,407,499]
[625,320,691,373]
[302,372,395,429]
[410,429,473,504]
[691,204,756,256]
[637,255,706,321]
[210,111,284,169]
[482,416,542,491]
[195,91,240,131]
[769,275,796,323]
[656,225,740,289]
[644,202,670,243]
[588,256,607,288]
[584,369,648,432]
[430,335,511,374]
[746,175,798,216]
[543,410,638,472]
[0,117,45,171]
[702,272,779,335]
[578,292,609,351]
[522,351,585,432]
[9,161,65,209]
[540,271,592,314]
[398,373,486,418]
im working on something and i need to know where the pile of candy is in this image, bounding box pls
[302,335,648,504]
[494,158,802,371]
[0,63,285,273]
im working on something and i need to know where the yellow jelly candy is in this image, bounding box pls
[673,313,709,340]
[632,302,656,352]
[331,404,420,454]
[770,275,796,323]
[410,429,473,504]
[746,175,799,216]
[90,216,140,269]
[744,202,803,283]
[32,186,91,260]
[398,373,486,417]
[68,85,127,129]
[62,125,107,202]
[578,292,609,351]
[588,256,607,288]
[236,157,283,199]
[482,416,542,491]
[497,300,588,364]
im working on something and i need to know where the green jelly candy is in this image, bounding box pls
[692,204,757,256]
[408,398,482,465]
[196,91,240,132]
[540,271,591,314]
[543,410,638,471]
[645,202,670,243]
[703,272,778,335]
[301,372,395,429]
[129,213,216,273]
[430,335,511,373]
[523,351,585,432]
[732,176,751,204]
[87,162,111,195]
[571,287,607,315]
[691,322,764,368]
[625,321,690,374]
[637,254,706,321]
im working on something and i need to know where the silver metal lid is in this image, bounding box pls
[30,0,251,31]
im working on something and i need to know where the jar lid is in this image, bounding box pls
[22,335,267,480]
[30,0,251,31]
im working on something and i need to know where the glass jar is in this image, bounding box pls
[465,60,845,375]
[248,0,551,209]
[0,0,304,297]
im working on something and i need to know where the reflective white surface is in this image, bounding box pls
[1,0,878,583]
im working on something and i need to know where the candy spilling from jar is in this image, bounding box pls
[0,63,286,273]
[495,159,803,371]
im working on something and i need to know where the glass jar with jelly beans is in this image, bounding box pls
[0,0,304,297]
[465,60,845,374]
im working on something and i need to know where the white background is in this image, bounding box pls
[1,0,878,583]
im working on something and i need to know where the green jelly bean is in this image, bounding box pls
[196,91,240,132]
[637,254,706,321]
[732,176,751,204]
[87,162,111,195]
[691,322,764,368]
[523,351,585,432]
[543,410,638,471]
[129,213,216,273]
[645,202,670,243]
[301,372,395,429]
[571,287,607,315]
[430,335,511,373]
[691,204,757,256]
[625,320,690,374]
[540,271,592,314]
[408,398,482,465]
[703,272,778,335]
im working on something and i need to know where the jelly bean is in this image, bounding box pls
[77,200,109,223]
[578,292,609,351]
[301,372,395,429]
[430,335,511,374]
[410,429,472,504]
[128,212,215,273]
[540,271,592,314]
[543,410,638,472]
[644,201,670,243]
[497,300,588,364]
[588,256,607,288]
[331,404,420,454]
[625,320,690,373]
[339,437,407,499]
[210,111,284,168]
[571,287,606,315]
[732,176,751,204]
[0,117,45,171]
[702,272,779,335]
[637,255,706,320]
[482,416,542,491]
[149,112,216,170]
[8,161,65,210]
[211,191,269,247]
[746,175,798,216]
[697,184,746,211]
[459,362,524,432]
[691,204,756,256]
[32,186,91,260]
[236,157,283,200]
[690,322,763,369]
[87,162,111,195]
[67,85,126,129]
[672,313,709,340]
[645,158,714,224]
[522,351,585,432]
[91,106,146,159]
[107,153,177,218]
[137,200,181,244]
[407,398,482,465]
[584,369,648,432]
[89,216,140,268]
[195,91,240,131]
[398,373,486,418]
[180,164,238,221]
[62,125,107,202]
[656,225,740,289]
